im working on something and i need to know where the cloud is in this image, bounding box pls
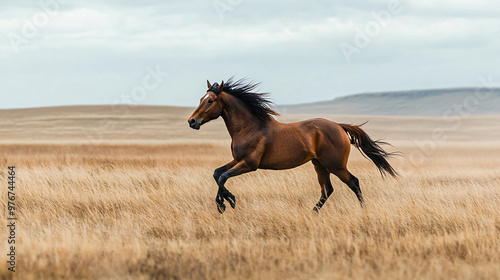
[0,0,499,108]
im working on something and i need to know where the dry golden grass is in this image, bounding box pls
[0,106,499,279]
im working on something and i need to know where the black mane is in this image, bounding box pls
[212,78,279,121]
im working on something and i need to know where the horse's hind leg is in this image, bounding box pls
[332,168,364,207]
[312,159,334,212]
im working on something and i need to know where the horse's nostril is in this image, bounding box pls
[189,119,196,125]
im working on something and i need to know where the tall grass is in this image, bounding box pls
[0,143,498,279]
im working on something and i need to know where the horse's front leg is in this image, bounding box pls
[213,160,237,212]
[216,160,256,213]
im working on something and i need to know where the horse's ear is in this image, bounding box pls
[218,80,224,91]
[207,80,212,89]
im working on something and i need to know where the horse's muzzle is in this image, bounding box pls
[188,118,201,130]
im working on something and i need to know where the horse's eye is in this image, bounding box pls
[207,99,214,104]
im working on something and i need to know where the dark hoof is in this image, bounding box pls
[217,203,226,214]
[225,193,236,209]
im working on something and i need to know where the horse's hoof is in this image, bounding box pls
[217,203,226,214]
[226,194,236,209]
[312,206,320,213]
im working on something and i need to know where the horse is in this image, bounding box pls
[188,78,398,213]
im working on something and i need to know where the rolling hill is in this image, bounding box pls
[1,104,500,144]
[278,87,500,116]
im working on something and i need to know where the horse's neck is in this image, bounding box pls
[220,94,267,139]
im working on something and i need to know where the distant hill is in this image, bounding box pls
[278,88,500,116]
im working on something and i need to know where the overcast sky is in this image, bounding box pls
[0,0,499,109]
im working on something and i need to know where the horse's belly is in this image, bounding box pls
[258,147,311,170]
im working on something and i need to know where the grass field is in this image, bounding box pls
[0,106,499,279]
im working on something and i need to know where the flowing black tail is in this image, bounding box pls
[340,122,399,178]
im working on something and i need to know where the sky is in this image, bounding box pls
[0,0,499,109]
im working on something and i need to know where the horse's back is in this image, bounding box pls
[295,118,350,145]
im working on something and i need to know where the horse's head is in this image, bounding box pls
[188,80,224,130]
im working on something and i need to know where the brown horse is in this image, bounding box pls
[188,78,398,213]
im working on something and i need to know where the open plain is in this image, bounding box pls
[0,105,499,279]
